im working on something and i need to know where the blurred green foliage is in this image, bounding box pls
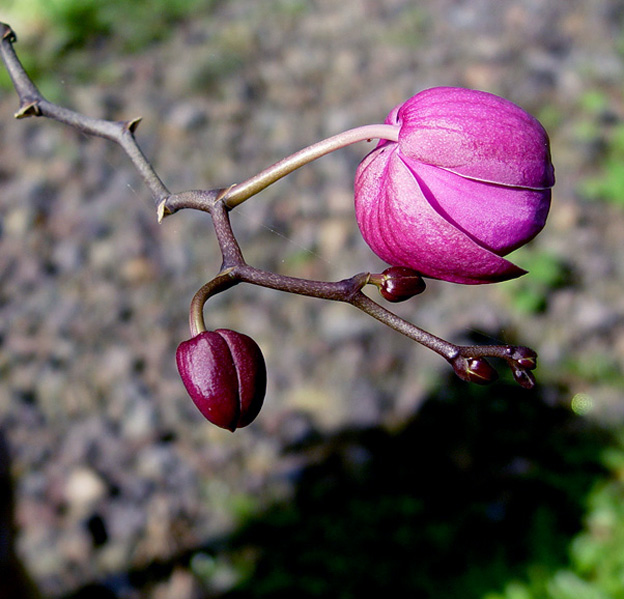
[0,0,209,92]
[581,124,624,207]
[577,89,624,208]
[3,0,208,53]
[501,248,571,314]
[488,431,624,599]
[562,352,624,388]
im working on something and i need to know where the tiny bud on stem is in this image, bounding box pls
[371,266,426,302]
[452,356,499,385]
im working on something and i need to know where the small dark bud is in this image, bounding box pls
[375,266,426,302]
[510,346,538,370]
[176,329,266,431]
[452,356,498,385]
[512,368,536,390]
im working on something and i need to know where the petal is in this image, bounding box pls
[354,145,527,284]
[395,87,555,189]
[403,159,551,255]
[215,329,266,429]
[176,332,240,430]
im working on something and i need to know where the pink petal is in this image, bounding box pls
[393,87,555,189]
[403,159,551,255]
[354,145,526,284]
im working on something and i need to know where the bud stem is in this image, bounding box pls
[220,124,399,208]
[189,270,238,337]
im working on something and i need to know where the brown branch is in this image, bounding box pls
[191,204,538,388]
[0,22,170,205]
[1,22,539,389]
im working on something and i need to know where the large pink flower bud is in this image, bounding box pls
[354,87,554,284]
[176,329,266,431]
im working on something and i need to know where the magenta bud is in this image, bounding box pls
[176,329,266,431]
[376,266,426,302]
[355,87,554,285]
[452,356,498,385]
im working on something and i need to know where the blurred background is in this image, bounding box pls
[0,0,623,597]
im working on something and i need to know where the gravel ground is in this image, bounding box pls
[1,1,623,597]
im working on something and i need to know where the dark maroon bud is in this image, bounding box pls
[512,368,536,390]
[176,329,266,431]
[376,266,426,302]
[510,346,538,370]
[452,356,498,385]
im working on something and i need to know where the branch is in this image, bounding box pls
[192,203,538,388]
[0,23,170,205]
[1,22,539,390]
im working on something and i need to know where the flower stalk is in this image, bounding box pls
[0,21,550,433]
[220,124,399,208]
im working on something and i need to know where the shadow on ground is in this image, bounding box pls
[59,374,611,599]
[218,375,608,599]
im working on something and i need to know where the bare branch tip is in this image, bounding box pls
[1,23,16,43]
[126,117,142,133]
[15,101,41,119]
[157,199,173,223]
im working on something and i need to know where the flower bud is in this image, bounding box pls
[355,87,555,285]
[176,329,266,431]
[512,368,536,390]
[509,346,538,370]
[452,356,499,385]
[374,266,426,302]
